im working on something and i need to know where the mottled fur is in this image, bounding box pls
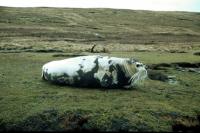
[42,55,147,88]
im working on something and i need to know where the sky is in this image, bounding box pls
[0,0,200,12]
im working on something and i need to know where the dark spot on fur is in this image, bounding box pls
[42,72,70,85]
[101,73,113,87]
[79,64,84,69]
[74,58,100,87]
[115,64,130,87]
[109,64,116,73]
[77,69,84,77]
[108,60,112,64]
[51,73,70,85]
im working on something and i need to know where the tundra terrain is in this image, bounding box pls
[0,7,200,131]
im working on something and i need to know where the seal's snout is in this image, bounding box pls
[135,62,146,70]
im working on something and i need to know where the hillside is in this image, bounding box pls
[1,7,200,52]
[0,7,200,132]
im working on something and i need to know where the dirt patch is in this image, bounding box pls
[153,112,200,132]
[60,112,90,131]
[168,50,187,53]
[193,52,200,56]
[32,49,63,53]
[149,62,199,69]
[173,62,200,68]
[147,70,169,82]
[147,69,177,84]
[0,109,95,131]
[3,109,61,131]
[172,115,200,132]
[148,62,200,74]
[147,61,200,83]
[0,49,63,53]
[0,109,137,131]
[0,51,22,53]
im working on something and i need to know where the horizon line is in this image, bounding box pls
[1,6,199,13]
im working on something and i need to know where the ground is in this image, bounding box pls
[0,7,200,131]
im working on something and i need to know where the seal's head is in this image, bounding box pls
[124,59,147,88]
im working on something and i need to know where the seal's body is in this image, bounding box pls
[42,55,147,88]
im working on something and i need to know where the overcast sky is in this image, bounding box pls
[0,0,200,12]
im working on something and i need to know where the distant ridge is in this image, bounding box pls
[1,6,200,44]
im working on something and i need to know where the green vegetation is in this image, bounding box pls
[1,6,200,53]
[0,7,200,131]
[0,52,200,131]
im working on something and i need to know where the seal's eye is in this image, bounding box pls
[136,63,143,67]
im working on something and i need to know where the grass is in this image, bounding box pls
[0,6,200,131]
[0,52,200,131]
[1,6,200,53]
